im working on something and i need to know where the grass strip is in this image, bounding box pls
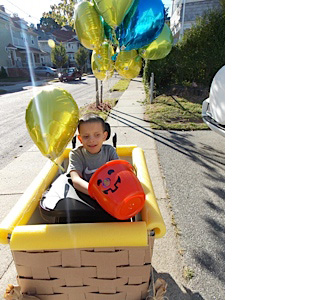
[109,79,130,92]
[144,95,209,130]
[79,98,117,120]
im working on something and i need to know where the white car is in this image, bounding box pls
[202,66,225,136]
[34,66,57,77]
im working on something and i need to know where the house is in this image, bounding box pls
[0,5,45,77]
[0,5,90,77]
[34,26,56,67]
[34,25,91,70]
[51,27,82,68]
[170,0,220,42]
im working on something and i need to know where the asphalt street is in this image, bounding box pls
[0,75,120,169]
[154,130,225,300]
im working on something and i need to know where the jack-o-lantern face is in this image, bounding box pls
[96,169,121,194]
[88,159,146,220]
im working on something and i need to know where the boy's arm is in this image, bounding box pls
[109,145,119,160]
[70,170,90,195]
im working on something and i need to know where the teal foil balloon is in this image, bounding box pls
[139,24,173,60]
[116,0,165,51]
[103,19,113,42]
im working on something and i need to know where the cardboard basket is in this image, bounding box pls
[0,146,166,300]
[12,236,154,300]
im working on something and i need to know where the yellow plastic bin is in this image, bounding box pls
[0,146,166,300]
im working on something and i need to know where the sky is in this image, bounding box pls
[0,0,172,26]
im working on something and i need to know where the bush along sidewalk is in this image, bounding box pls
[143,8,225,94]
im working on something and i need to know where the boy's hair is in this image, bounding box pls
[78,113,106,132]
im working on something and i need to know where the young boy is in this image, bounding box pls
[68,113,119,195]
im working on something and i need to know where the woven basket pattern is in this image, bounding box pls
[12,237,154,300]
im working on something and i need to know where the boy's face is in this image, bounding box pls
[78,122,108,154]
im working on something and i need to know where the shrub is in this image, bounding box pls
[51,43,68,70]
[75,46,89,73]
[0,66,8,78]
[144,8,225,93]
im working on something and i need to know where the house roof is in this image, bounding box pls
[15,46,45,54]
[6,43,17,49]
[10,16,38,35]
[52,28,78,43]
[34,28,55,41]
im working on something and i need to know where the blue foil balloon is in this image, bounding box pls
[116,0,165,51]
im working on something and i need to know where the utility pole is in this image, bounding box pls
[149,73,154,104]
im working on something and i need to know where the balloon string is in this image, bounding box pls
[51,159,65,172]
[111,29,118,46]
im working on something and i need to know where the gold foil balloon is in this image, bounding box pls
[47,39,56,49]
[74,1,104,50]
[25,87,79,161]
[94,0,134,28]
[91,42,115,81]
[115,50,142,79]
[140,24,173,60]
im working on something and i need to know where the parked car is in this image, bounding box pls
[34,66,57,77]
[202,65,225,136]
[58,67,82,82]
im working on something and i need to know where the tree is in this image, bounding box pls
[51,43,68,70]
[40,17,60,31]
[144,8,225,90]
[42,0,77,28]
[75,46,89,73]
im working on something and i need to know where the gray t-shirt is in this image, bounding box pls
[68,144,119,182]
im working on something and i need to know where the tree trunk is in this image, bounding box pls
[95,78,99,107]
[100,81,103,103]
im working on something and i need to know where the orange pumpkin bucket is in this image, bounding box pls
[88,160,145,220]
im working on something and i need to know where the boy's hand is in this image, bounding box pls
[70,170,90,195]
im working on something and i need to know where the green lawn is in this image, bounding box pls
[144,95,209,130]
[109,79,130,92]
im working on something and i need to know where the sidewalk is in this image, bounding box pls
[0,77,189,298]
[0,79,54,93]
[107,77,190,298]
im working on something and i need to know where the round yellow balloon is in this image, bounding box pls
[140,24,173,60]
[115,50,142,79]
[74,1,104,50]
[94,0,134,28]
[25,87,79,161]
[48,39,56,49]
[91,42,115,81]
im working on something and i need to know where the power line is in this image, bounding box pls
[4,0,40,21]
